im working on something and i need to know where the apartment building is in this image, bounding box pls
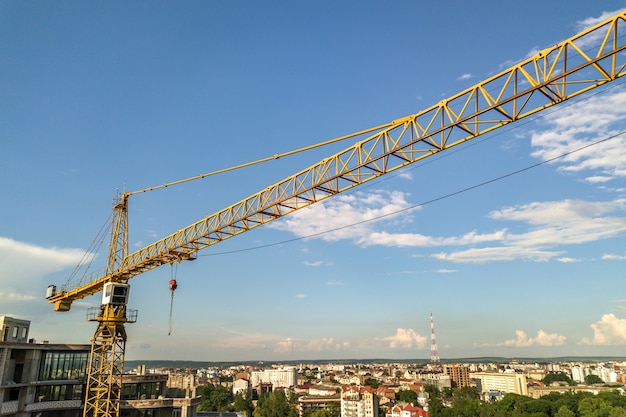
[341,386,378,417]
[412,372,451,393]
[473,372,528,396]
[444,365,471,388]
[297,394,340,417]
[250,366,297,389]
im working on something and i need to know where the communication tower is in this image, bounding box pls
[430,312,441,371]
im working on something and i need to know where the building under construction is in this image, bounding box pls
[0,316,200,417]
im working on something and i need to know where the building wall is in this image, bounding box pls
[0,316,30,343]
[0,343,87,417]
[0,341,200,417]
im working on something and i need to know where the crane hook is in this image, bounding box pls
[168,264,178,335]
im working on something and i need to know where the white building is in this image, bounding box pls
[250,366,297,389]
[232,378,250,395]
[341,386,378,417]
[414,372,451,392]
[571,366,588,383]
[594,366,614,383]
[474,372,528,396]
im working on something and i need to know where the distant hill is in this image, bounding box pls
[125,356,626,370]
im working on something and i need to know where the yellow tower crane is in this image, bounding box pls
[46,10,626,417]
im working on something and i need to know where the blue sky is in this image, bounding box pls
[2,1,626,362]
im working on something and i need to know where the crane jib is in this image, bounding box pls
[48,11,626,308]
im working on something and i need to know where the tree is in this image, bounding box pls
[609,407,626,417]
[452,387,480,417]
[397,389,418,404]
[197,383,232,412]
[428,398,453,417]
[555,405,576,417]
[253,390,298,417]
[518,399,552,416]
[329,401,341,417]
[585,375,604,385]
[234,389,254,417]
[310,411,331,417]
[424,383,440,399]
[363,377,379,388]
[542,372,574,386]
[578,397,613,417]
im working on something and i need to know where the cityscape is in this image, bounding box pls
[3,315,626,417]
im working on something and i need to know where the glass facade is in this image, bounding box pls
[121,381,164,400]
[37,411,81,417]
[39,351,89,381]
[36,384,83,402]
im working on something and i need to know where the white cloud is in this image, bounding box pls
[267,190,416,242]
[501,330,566,347]
[376,328,427,349]
[434,199,626,263]
[529,89,626,182]
[272,188,626,264]
[581,314,626,345]
[295,293,306,299]
[274,337,350,353]
[576,10,624,31]
[457,73,472,81]
[573,10,625,49]
[602,253,626,260]
[433,245,561,264]
[366,229,507,248]
[556,257,580,263]
[0,237,88,314]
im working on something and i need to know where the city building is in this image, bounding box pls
[0,316,31,343]
[473,372,528,396]
[250,366,297,389]
[571,366,588,383]
[444,365,471,388]
[386,403,429,417]
[0,316,200,417]
[232,378,250,396]
[297,394,340,417]
[341,386,378,417]
[414,372,451,392]
[168,371,197,394]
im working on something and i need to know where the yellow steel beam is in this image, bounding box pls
[49,9,626,310]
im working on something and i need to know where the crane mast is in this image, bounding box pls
[45,10,626,417]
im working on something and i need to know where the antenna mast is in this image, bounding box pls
[430,312,441,371]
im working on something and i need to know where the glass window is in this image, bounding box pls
[36,384,83,402]
[12,326,18,338]
[122,384,138,400]
[40,351,89,381]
